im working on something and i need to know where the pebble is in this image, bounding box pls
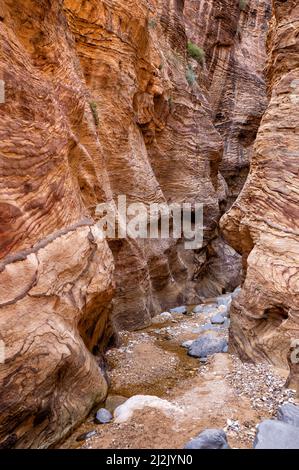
[95,408,113,424]
[226,356,296,414]
[225,418,240,433]
[76,430,97,442]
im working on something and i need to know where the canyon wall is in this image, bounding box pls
[0,0,115,448]
[221,0,299,371]
[0,0,270,447]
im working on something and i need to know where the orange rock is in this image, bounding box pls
[0,0,271,447]
[221,0,299,369]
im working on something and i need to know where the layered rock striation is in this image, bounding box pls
[0,0,271,447]
[221,0,299,372]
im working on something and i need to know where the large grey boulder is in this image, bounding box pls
[188,334,228,358]
[254,419,299,449]
[277,403,299,428]
[184,429,230,449]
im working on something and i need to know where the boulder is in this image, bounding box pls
[152,312,173,324]
[169,306,187,315]
[185,429,230,449]
[188,334,228,358]
[277,403,299,428]
[211,314,225,325]
[254,419,299,449]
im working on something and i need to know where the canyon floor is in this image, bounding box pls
[62,298,296,450]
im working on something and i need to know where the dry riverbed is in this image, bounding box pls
[62,299,296,449]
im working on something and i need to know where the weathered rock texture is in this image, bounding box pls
[0,0,115,448]
[182,0,271,295]
[221,0,299,373]
[185,0,271,208]
[0,0,269,447]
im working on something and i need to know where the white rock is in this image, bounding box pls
[151,312,172,324]
[114,395,182,423]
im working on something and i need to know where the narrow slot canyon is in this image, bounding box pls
[0,0,299,451]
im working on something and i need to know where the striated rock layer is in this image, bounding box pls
[221,0,299,374]
[0,0,116,448]
[0,0,269,447]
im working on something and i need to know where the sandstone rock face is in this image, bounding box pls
[64,0,225,327]
[182,0,270,295]
[221,0,299,370]
[0,0,115,448]
[0,0,270,447]
[185,0,271,209]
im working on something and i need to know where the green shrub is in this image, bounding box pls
[187,41,205,64]
[89,101,99,127]
[186,66,196,86]
[239,0,248,11]
[148,18,157,29]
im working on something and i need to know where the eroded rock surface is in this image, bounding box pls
[0,0,271,448]
[221,0,299,373]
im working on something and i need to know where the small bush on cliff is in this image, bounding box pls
[89,101,99,127]
[239,0,248,11]
[148,18,157,29]
[187,41,205,64]
[186,65,196,86]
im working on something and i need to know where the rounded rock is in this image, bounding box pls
[95,408,113,424]
[185,429,230,449]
